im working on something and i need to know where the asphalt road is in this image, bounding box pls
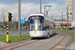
[0,29,29,36]
[13,31,64,50]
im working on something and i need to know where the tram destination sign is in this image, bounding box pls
[30,16,41,19]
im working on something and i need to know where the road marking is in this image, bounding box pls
[2,43,28,50]
[54,46,66,49]
[58,43,68,45]
[2,43,29,50]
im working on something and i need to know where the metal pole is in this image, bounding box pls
[44,7,46,15]
[6,12,9,43]
[2,10,5,29]
[4,16,5,25]
[40,0,42,13]
[67,7,68,30]
[3,16,5,26]
[22,24,23,29]
[62,12,63,29]
[18,0,21,38]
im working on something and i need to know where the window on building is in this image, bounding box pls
[68,9,69,11]
[68,5,69,8]
[70,20,72,22]
[70,13,72,15]
[68,1,69,4]
[68,17,69,19]
[70,9,72,11]
[70,17,72,19]
[70,5,72,8]
[70,1,72,4]
[68,13,69,15]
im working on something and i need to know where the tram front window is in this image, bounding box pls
[30,24,35,31]
[30,19,44,31]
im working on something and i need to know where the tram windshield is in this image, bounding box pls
[29,16,44,31]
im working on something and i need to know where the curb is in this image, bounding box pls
[1,40,38,50]
[0,39,31,50]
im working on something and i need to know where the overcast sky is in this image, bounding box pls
[0,0,67,21]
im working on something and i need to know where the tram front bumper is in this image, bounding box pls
[29,31,48,38]
[29,33,48,38]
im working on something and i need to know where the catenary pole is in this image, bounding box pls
[18,0,21,38]
[40,0,42,13]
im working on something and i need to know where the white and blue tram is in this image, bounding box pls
[28,14,55,38]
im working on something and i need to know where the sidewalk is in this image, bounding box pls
[0,39,32,50]
[0,42,9,48]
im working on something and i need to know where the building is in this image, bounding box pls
[72,0,75,20]
[67,0,72,22]
[53,0,74,29]
[54,18,71,29]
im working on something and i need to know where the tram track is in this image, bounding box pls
[0,39,39,50]
[49,31,73,50]
[1,31,72,50]
[65,32,73,50]
[1,37,50,50]
[49,31,66,50]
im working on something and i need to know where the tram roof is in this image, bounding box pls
[30,14,45,17]
[29,14,54,22]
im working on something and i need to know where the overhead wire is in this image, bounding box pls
[43,0,52,15]
[44,0,52,11]
[54,0,63,18]
[43,0,47,4]
[54,0,59,11]
[43,0,62,17]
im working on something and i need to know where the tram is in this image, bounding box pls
[28,14,55,38]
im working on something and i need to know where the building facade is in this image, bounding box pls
[54,18,71,29]
[67,0,72,22]
[72,0,75,20]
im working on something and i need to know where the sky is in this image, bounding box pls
[0,0,67,22]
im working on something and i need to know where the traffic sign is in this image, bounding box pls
[14,24,15,26]
[4,25,6,28]
[21,19,25,24]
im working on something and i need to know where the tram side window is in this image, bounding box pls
[43,20,50,30]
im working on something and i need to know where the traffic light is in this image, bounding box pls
[9,13,12,22]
